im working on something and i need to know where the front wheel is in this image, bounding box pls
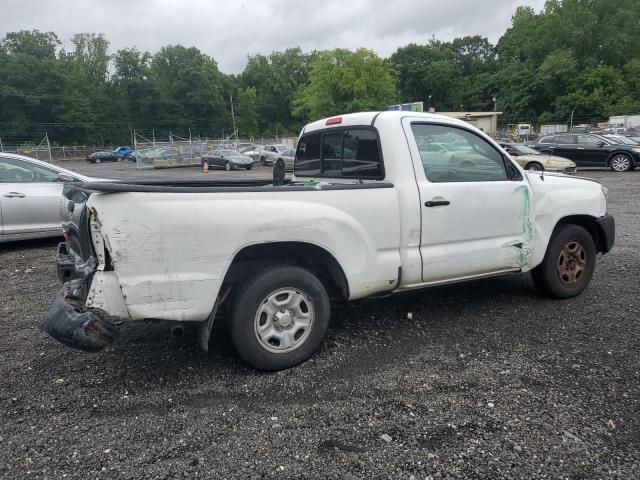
[610,154,632,172]
[531,224,596,299]
[94,158,101,164]
[229,265,330,371]
[224,161,231,171]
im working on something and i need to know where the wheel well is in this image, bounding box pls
[221,242,350,303]
[556,215,607,253]
[525,161,543,169]
[607,151,634,165]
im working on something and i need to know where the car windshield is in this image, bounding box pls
[513,144,540,155]
[219,150,241,156]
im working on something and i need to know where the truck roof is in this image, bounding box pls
[301,111,476,134]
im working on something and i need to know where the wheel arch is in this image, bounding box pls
[555,215,608,253]
[221,241,350,302]
[606,150,635,166]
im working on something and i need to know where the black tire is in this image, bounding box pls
[94,158,101,164]
[525,162,544,171]
[260,156,266,166]
[531,224,596,299]
[609,153,633,172]
[229,265,330,371]
[245,165,253,170]
[224,161,231,171]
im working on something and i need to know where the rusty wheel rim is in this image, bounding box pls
[557,240,587,285]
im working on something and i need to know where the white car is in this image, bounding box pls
[43,111,614,371]
[259,144,290,165]
[0,153,99,243]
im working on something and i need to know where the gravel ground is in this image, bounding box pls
[0,167,638,479]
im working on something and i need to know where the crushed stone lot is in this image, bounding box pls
[0,165,639,479]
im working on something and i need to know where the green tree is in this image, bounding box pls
[148,45,226,137]
[0,30,64,143]
[235,87,259,138]
[293,48,396,120]
[241,47,311,135]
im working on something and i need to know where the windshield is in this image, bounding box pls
[219,150,241,156]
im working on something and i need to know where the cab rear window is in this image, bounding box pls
[295,128,384,179]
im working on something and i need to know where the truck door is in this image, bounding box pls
[402,119,534,284]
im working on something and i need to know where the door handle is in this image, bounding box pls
[577,147,585,150]
[425,200,450,207]
[4,192,26,198]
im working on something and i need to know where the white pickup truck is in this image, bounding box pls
[43,111,614,370]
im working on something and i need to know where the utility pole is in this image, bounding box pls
[229,90,238,144]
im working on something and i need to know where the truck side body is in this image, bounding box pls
[43,111,614,369]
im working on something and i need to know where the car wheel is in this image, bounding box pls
[117,156,123,162]
[229,265,330,371]
[525,162,544,171]
[531,224,596,299]
[260,156,266,166]
[94,158,101,164]
[225,161,232,171]
[245,165,253,170]
[609,154,632,172]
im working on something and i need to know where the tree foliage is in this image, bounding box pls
[294,48,396,119]
[2,0,640,145]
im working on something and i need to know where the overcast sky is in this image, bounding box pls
[0,0,546,74]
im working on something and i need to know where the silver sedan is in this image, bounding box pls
[0,153,98,243]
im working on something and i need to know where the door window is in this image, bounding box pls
[0,157,60,183]
[578,135,603,146]
[411,124,509,183]
[555,134,576,144]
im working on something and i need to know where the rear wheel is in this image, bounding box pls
[225,161,231,171]
[525,162,544,171]
[531,224,596,298]
[94,158,101,164]
[260,156,266,166]
[229,265,330,371]
[610,154,632,172]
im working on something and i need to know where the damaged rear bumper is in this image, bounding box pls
[41,242,120,352]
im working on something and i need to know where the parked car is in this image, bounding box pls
[86,151,121,164]
[498,142,576,173]
[113,146,135,159]
[0,153,100,243]
[202,149,254,171]
[260,144,290,165]
[530,132,640,171]
[241,145,264,162]
[274,148,296,171]
[43,111,614,371]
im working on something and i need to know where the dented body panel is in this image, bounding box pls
[85,186,401,321]
[42,111,613,352]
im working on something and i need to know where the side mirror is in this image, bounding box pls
[597,141,605,147]
[57,173,76,183]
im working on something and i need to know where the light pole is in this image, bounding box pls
[570,107,576,131]
[492,96,497,112]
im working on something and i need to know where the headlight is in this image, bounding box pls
[602,185,609,210]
